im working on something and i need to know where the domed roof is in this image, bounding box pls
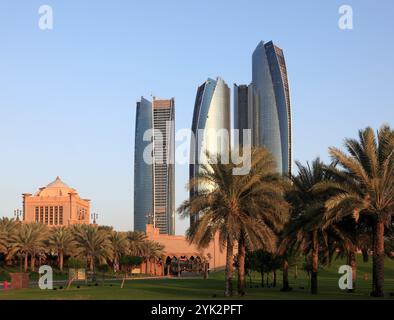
[34,176,76,197]
[46,176,70,189]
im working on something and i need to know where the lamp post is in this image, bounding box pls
[14,209,22,222]
[146,212,154,226]
[91,212,98,225]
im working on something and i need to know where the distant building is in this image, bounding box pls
[134,97,175,235]
[134,97,154,233]
[189,77,230,225]
[23,176,90,227]
[233,83,253,147]
[234,41,292,175]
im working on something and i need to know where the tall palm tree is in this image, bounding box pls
[72,225,112,271]
[178,148,289,296]
[109,231,128,272]
[319,125,394,297]
[48,227,76,272]
[12,223,48,272]
[282,158,336,294]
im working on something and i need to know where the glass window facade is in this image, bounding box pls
[134,97,175,235]
[251,41,292,175]
[189,77,230,225]
[134,98,154,233]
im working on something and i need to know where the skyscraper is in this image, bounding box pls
[134,97,175,235]
[233,83,253,147]
[134,97,153,233]
[189,77,230,225]
[234,41,292,175]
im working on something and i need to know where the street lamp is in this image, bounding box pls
[91,212,98,225]
[14,209,22,221]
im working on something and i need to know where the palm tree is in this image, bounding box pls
[12,223,47,272]
[178,148,289,296]
[72,225,112,271]
[127,231,149,256]
[282,158,336,294]
[319,125,394,297]
[143,240,165,275]
[48,227,76,272]
[0,218,19,265]
[109,231,128,272]
[320,214,371,292]
[0,231,7,253]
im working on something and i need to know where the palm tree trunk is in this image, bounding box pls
[261,270,264,287]
[266,273,269,287]
[114,257,118,272]
[372,220,385,297]
[281,258,290,291]
[273,271,277,287]
[89,256,94,271]
[31,254,35,272]
[145,258,148,274]
[237,233,246,295]
[372,223,377,294]
[311,231,318,294]
[24,254,28,272]
[224,237,234,297]
[59,251,64,272]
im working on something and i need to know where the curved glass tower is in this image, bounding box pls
[251,41,292,175]
[189,77,230,224]
[134,97,153,233]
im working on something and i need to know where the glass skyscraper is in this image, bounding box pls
[189,77,230,225]
[234,40,292,175]
[134,97,175,235]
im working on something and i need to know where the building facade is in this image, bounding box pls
[233,83,253,147]
[23,176,90,227]
[189,77,231,224]
[142,224,228,275]
[234,41,292,175]
[134,97,175,235]
[134,97,154,233]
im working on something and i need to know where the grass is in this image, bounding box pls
[1,256,393,300]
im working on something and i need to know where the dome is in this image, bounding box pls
[35,176,76,197]
[46,176,70,189]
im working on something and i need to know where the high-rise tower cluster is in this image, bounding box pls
[190,40,292,226]
[234,41,291,175]
[134,40,291,233]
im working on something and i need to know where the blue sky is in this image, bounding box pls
[0,0,393,233]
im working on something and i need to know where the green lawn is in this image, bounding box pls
[1,256,394,300]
